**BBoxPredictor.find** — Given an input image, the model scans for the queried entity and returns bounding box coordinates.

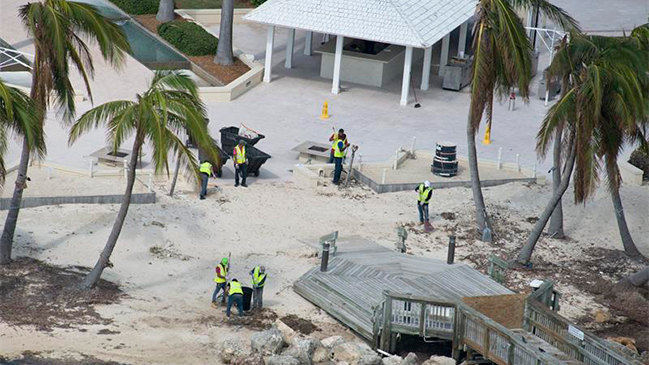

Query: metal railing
[0,47,33,71]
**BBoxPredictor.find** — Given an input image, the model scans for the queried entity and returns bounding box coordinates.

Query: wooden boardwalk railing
[374,290,643,365]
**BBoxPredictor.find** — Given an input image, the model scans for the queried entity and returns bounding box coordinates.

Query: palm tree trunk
[547,128,564,238]
[156,0,175,23]
[215,0,234,66]
[0,138,30,264]
[618,266,649,287]
[467,114,487,232]
[169,153,181,197]
[517,140,576,264]
[611,187,643,258]
[79,135,142,289]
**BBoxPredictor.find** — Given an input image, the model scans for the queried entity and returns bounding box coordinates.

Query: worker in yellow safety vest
[226,279,244,317]
[332,137,348,185]
[211,257,229,307]
[199,160,215,200]
[249,265,267,309]
[233,140,248,188]
[415,180,433,225]
[329,128,349,163]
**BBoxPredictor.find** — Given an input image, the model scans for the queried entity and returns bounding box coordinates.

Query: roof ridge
[387,0,427,48]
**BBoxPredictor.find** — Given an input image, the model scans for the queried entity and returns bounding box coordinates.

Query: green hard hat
[221,258,229,265]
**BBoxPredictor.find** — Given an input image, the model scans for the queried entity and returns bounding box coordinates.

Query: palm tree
[157,0,175,23]
[69,71,220,289]
[215,0,234,65]
[0,79,46,205]
[0,0,130,265]
[466,0,577,234]
[518,32,649,264]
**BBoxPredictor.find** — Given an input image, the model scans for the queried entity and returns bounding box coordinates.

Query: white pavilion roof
[244,0,477,48]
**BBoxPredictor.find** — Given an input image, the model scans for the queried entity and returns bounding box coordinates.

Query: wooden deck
[293,238,512,340]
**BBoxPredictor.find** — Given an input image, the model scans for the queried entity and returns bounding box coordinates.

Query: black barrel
[242,286,253,312]
[220,126,265,155]
[435,142,457,161]
[432,157,458,177]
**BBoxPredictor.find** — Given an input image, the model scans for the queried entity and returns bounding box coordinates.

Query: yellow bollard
[483,121,492,145]
[320,101,330,120]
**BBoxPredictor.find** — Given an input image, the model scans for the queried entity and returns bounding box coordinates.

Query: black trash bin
[198,139,229,178]
[220,126,265,155]
[242,286,253,312]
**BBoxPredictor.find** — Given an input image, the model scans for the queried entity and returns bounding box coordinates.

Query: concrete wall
[619,161,644,186]
[0,192,156,210]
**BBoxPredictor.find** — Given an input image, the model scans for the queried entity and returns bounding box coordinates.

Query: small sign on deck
[568,324,584,341]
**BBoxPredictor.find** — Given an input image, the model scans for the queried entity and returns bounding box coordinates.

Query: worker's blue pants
[200,173,209,198]
[418,203,429,223]
[333,157,343,184]
[227,294,244,317]
[212,282,226,303]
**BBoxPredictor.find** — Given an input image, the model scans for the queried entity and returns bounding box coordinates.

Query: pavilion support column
[421,46,432,90]
[304,31,313,56]
[331,35,344,94]
[458,22,468,56]
[263,25,275,83]
[438,33,450,76]
[400,46,413,106]
[285,28,295,68]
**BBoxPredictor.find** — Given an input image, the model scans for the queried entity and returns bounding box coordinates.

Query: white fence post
[381,168,387,184]
[123,159,128,178]
[516,154,520,172]
[497,148,503,169]
[410,137,416,155]
[533,162,537,178]
[393,149,399,170]
[89,159,94,178]
[148,172,153,192]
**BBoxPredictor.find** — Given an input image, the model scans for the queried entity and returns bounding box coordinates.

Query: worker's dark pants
[253,286,264,309]
[200,172,209,198]
[235,163,247,185]
[329,150,334,163]
[212,282,226,303]
[418,203,429,223]
[227,294,244,317]
[333,157,343,184]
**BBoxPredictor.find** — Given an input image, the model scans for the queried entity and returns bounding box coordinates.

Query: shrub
[250,0,267,6]
[158,21,218,56]
[109,0,158,14]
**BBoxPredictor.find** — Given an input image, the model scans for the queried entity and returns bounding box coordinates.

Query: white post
[123,159,128,178]
[47,167,52,180]
[393,149,399,170]
[285,28,295,68]
[458,22,468,57]
[331,35,344,94]
[381,168,387,184]
[516,154,520,172]
[533,162,537,178]
[89,159,94,178]
[545,28,556,106]
[497,147,502,169]
[421,46,432,90]
[438,33,450,76]
[148,172,153,192]
[359,153,363,172]
[400,46,413,106]
[304,31,313,56]
[263,26,275,83]
[410,137,416,155]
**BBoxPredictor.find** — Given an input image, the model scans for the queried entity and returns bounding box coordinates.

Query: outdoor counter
[314,39,405,88]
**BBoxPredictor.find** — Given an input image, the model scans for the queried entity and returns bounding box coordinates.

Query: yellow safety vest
[418,184,433,204]
[214,264,227,283]
[252,266,267,288]
[229,281,243,296]
[235,145,246,164]
[200,162,212,174]
[331,136,348,157]
[333,140,346,158]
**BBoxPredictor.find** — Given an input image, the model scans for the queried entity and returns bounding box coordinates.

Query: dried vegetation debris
[0,257,123,331]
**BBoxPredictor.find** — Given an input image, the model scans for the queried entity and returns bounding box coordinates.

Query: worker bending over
[226,279,244,317]
[416,180,433,225]
[233,140,248,187]
[211,257,229,307]
[250,265,267,309]
[199,160,215,200]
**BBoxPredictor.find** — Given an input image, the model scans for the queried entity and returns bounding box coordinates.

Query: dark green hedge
[157,21,218,56]
[251,0,267,6]
[109,0,158,15]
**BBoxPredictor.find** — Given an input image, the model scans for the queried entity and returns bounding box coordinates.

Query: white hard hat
[424,180,431,187]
